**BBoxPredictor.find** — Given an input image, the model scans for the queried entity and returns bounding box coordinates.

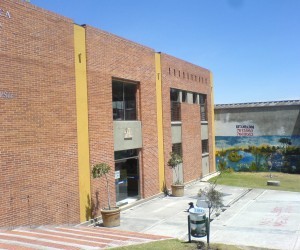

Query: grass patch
[111,239,263,250]
[209,172,300,192]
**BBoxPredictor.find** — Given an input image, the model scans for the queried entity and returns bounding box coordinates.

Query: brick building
[0,0,215,228]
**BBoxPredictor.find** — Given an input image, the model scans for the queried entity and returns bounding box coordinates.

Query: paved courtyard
[211,188,300,250]
[0,180,299,249]
[118,182,300,250]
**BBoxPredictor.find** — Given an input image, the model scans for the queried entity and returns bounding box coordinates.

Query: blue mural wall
[216,135,300,173]
[214,103,300,174]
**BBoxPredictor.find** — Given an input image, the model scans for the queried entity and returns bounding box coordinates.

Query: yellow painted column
[74,25,91,222]
[210,72,216,172]
[155,53,165,191]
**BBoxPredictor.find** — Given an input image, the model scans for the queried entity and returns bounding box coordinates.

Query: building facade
[0,0,215,228]
[215,100,300,173]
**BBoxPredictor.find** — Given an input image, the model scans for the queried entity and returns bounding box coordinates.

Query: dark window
[114,149,138,161]
[193,93,198,104]
[113,80,137,120]
[202,140,209,154]
[199,94,207,121]
[182,91,187,103]
[170,88,180,102]
[170,88,181,121]
[172,143,182,157]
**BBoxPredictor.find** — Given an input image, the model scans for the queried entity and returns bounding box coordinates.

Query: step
[0,226,172,250]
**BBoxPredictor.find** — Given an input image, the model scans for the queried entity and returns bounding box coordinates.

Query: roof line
[215,100,300,109]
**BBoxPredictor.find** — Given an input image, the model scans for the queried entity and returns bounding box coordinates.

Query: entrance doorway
[114,149,140,206]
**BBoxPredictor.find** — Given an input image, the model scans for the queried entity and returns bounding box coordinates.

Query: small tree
[279,138,292,154]
[92,163,112,210]
[167,152,183,184]
[198,173,224,246]
[198,185,224,215]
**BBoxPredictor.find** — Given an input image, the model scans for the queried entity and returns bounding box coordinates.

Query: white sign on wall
[236,124,255,136]
[0,7,11,29]
[115,170,120,179]
[0,91,14,99]
[0,8,11,19]
[124,128,133,140]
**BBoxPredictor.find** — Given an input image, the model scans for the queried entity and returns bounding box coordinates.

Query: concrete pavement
[0,179,299,249]
[211,188,300,250]
[116,180,248,238]
[116,180,300,250]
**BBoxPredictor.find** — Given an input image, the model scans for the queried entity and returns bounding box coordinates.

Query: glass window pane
[170,89,180,102]
[113,81,124,120]
[202,140,209,154]
[170,88,181,121]
[182,91,187,103]
[114,149,138,160]
[124,84,137,120]
[172,143,182,156]
[199,94,207,121]
[171,102,181,121]
[193,93,198,104]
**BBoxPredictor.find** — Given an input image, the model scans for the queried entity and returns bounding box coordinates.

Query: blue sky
[31,0,300,104]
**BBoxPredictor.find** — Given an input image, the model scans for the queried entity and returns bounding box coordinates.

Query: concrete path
[117,181,249,238]
[211,188,300,250]
[0,180,299,249]
[117,181,300,250]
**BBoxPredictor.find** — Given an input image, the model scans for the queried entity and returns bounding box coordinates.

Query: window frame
[112,80,137,121]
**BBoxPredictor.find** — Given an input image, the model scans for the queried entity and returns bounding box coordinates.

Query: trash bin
[189,207,207,237]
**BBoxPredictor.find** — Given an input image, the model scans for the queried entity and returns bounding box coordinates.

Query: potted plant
[92,163,120,227]
[167,152,184,197]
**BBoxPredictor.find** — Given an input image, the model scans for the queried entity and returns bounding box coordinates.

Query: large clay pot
[101,207,120,227]
[171,184,185,197]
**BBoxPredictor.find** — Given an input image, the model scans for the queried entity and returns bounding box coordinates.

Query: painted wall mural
[216,133,300,174]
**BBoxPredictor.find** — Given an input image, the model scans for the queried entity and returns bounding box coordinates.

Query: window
[193,93,198,104]
[170,88,181,121]
[182,91,187,103]
[172,143,182,157]
[202,140,209,154]
[199,94,207,121]
[113,80,137,120]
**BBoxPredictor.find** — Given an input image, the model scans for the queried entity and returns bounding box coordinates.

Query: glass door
[115,150,140,206]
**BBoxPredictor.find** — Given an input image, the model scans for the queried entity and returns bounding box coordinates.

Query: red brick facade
[181,103,202,182]
[0,0,80,227]
[85,27,159,217]
[0,1,214,227]
[160,53,214,187]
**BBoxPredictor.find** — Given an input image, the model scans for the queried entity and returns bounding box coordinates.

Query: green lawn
[111,239,271,250]
[209,171,300,192]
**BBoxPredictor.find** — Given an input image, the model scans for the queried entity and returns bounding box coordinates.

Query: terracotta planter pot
[101,207,120,227]
[171,184,185,197]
